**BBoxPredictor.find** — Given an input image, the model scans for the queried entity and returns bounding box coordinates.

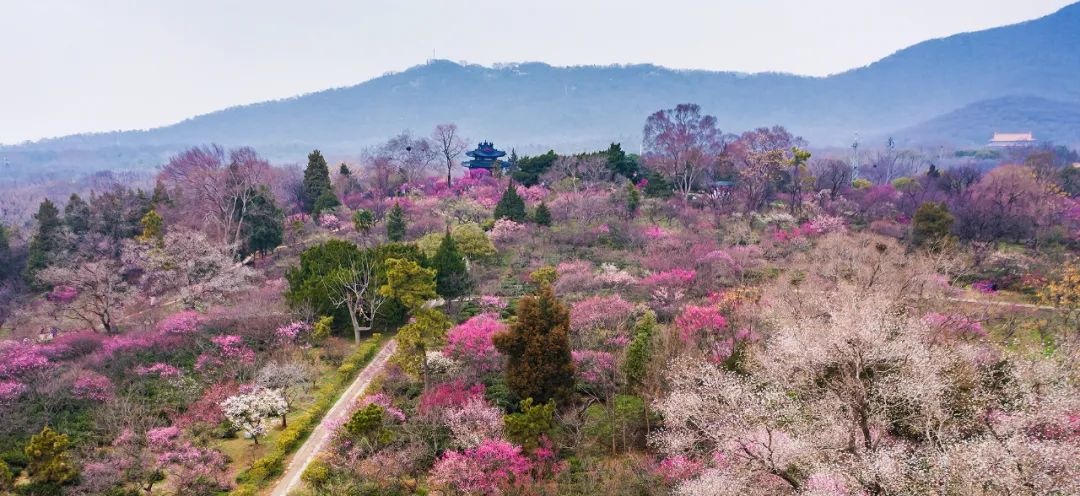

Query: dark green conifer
[431,227,471,300]
[302,150,332,213]
[24,199,64,289]
[386,202,407,242]
[533,201,552,226]
[494,182,527,222]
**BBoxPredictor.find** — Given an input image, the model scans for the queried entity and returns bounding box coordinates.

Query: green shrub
[301,458,332,488]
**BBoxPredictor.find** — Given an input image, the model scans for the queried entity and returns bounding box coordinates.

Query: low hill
[890,96,1080,148]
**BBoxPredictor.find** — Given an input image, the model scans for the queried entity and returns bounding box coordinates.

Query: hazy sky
[1,0,1074,144]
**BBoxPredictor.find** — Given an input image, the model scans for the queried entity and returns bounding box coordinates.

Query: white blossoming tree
[220,387,288,445]
[652,236,1080,495]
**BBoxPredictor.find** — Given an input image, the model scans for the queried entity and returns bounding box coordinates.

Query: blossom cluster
[419,380,486,414]
[135,362,184,378]
[478,295,507,311]
[571,349,617,390]
[361,392,406,422]
[429,438,533,495]
[488,219,527,244]
[220,386,288,438]
[443,397,503,449]
[275,321,312,342]
[0,342,51,380]
[569,294,636,334]
[318,214,343,230]
[156,310,202,335]
[444,313,505,374]
[674,305,727,343]
[72,371,115,401]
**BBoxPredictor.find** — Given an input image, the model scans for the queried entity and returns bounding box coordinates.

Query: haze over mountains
[4,1,1080,176]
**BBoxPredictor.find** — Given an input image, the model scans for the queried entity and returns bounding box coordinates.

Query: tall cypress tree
[493,284,575,404]
[494,181,527,222]
[386,203,407,242]
[24,199,64,289]
[431,228,470,300]
[302,150,332,214]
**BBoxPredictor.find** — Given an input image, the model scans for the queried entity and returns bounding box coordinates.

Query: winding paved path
[270,339,397,496]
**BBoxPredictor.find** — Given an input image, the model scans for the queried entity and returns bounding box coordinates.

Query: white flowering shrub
[220,386,288,444]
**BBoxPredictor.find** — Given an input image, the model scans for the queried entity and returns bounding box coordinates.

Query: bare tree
[158,145,271,257]
[865,140,926,184]
[810,157,852,200]
[544,155,609,191]
[378,132,438,184]
[41,260,131,333]
[325,254,386,342]
[432,124,468,187]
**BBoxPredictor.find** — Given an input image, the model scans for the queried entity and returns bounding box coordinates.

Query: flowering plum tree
[159,145,272,255]
[642,104,727,198]
[444,313,506,375]
[220,387,288,445]
[443,397,503,449]
[428,438,533,495]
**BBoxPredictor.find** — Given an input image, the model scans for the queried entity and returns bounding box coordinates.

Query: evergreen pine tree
[302,149,332,213]
[339,163,351,176]
[431,227,471,300]
[312,190,341,215]
[533,201,552,226]
[386,202,407,242]
[605,143,639,179]
[63,193,91,236]
[24,199,64,289]
[240,186,284,256]
[494,181,527,222]
[493,284,575,404]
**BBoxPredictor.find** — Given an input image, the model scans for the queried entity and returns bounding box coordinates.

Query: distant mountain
[890,96,1080,147]
[4,2,1080,176]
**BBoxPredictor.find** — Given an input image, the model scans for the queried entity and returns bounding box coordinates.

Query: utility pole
[851,133,860,183]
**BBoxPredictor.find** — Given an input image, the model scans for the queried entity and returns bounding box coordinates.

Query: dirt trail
[269,339,397,496]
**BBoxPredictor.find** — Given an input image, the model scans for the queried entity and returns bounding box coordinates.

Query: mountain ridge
[4,2,1079,175]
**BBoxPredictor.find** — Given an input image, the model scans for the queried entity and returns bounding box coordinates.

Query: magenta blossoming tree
[443,313,506,375]
[429,438,533,495]
[156,310,202,335]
